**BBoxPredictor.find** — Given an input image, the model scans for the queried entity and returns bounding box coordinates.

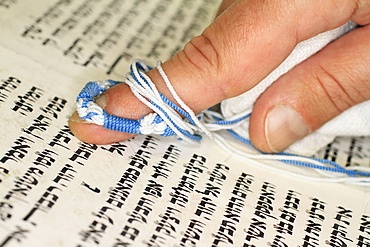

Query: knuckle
[314,64,361,113]
[183,33,220,73]
[182,33,233,99]
[352,0,370,25]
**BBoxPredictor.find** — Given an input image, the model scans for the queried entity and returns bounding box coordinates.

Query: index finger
[69,0,360,144]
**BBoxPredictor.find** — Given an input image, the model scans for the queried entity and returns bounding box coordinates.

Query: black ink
[0,77,21,105]
[40,96,67,119]
[82,181,101,193]
[326,206,353,246]
[0,136,34,164]
[213,173,254,246]
[12,86,44,116]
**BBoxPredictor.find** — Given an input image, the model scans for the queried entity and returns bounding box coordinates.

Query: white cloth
[221,21,370,155]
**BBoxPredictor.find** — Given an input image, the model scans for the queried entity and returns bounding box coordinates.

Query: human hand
[69,0,370,153]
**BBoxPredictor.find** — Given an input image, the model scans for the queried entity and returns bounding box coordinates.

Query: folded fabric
[221,21,370,156]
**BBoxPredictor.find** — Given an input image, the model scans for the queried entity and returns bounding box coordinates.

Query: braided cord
[76,60,370,185]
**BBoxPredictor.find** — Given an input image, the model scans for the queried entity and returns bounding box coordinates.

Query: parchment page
[0,46,370,246]
[316,136,370,170]
[0,0,219,79]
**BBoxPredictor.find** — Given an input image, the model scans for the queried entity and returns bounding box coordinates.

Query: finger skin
[69,84,141,144]
[69,0,362,144]
[250,25,370,152]
[352,0,370,25]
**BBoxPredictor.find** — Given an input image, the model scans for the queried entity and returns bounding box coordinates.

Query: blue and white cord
[77,60,246,141]
[76,60,370,186]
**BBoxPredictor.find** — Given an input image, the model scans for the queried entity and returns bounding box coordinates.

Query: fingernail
[95,93,107,109]
[265,105,310,152]
[69,94,107,124]
[69,111,88,124]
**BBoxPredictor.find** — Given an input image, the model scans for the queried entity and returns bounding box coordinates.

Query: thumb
[250,25,370,153]
[69,0,358,144]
